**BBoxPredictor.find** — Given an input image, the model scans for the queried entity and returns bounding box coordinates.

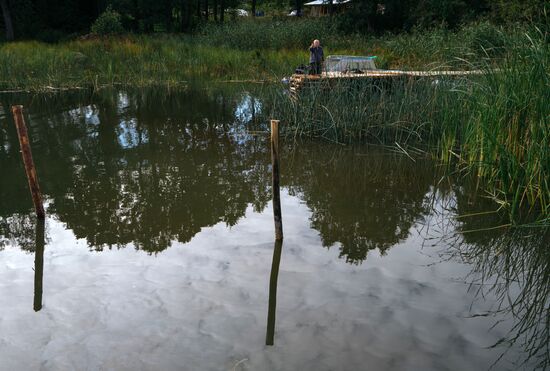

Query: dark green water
[0,87,548,371]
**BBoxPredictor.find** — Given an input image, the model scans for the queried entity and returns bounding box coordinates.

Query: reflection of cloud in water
[234,92,262,125]
[117,92,130,112]
[0,87,545,369]
[117,119,149,149]
[83,105,100,126]
[0,191,523,371]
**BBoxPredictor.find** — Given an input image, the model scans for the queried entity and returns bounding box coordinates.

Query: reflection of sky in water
[118,92,130,112]
[0,190,523,371]
[79,105,100,126]
[117,118,148,149]
[0,88,543,370]
[231,93,264,145]
[234,93,262,124]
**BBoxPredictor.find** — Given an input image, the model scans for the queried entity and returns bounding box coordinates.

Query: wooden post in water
[33,217,45,312]
[11,105,45,219]
[266,239,283,346]
[271,120,283,240]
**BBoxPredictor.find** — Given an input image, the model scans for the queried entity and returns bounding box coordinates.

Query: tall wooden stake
[266,239,283,346]
[11,105,45,219]
[34,218,45,312]
[271,120,283,240]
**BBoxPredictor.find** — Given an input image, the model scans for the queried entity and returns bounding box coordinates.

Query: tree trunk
[295,0,301,16]
[165,0,173,32]
[329,0,334,16]
[197,0,201,18]
[0,0,14,41]
[220,0,225,22]
[213,0,218,21]
[204,0,208,20]
[252,0,257,16]
[181,0,192,31]
[184,0,187,32]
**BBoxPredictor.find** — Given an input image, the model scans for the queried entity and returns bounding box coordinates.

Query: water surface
[0,87,548,371]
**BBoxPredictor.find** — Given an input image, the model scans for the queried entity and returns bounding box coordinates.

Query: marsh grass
[0,20,517,91]
[271,27,549,221]
[0,36,290,91]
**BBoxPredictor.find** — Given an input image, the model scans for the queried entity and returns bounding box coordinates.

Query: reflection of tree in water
[0,88,271,253]
[52,89,271,252]
[284,145,436,264]
[0,92,90,252]
[438,184,550,370]
[0,214,36,251]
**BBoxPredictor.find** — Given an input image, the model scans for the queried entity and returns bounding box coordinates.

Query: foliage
[0,0,547,41]
[491,0,549,24]
[462,21,507,58]
[91,6,124,35]
[197,18,343,50]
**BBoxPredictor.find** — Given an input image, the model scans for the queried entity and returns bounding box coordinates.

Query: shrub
[91,6,124,36]
[196,18,344,51]
[463,21,507,58]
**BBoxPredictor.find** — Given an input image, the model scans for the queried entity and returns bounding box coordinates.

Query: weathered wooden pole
[33,217,45,312]
[11,105,45,219]
[266,239,283,346]
[271,120,283,240]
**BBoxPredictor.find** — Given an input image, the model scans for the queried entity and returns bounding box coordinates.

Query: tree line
[0,0,547,41]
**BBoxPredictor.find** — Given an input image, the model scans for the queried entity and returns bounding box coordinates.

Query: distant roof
[304,0,351,6]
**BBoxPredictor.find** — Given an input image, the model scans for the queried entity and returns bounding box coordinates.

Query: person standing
[309,39,324,75]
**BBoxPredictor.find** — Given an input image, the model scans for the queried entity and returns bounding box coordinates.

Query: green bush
[463,21,507,58]
[34,28,66,43]
[196,19,346,51]
[91,6,124,36]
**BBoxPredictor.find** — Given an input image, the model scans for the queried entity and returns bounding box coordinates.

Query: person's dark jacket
[309,46,324,64]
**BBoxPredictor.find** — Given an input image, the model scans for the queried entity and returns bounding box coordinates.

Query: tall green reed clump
[440,28,549,220]
[272,28,549,221]
[269,77,442,144]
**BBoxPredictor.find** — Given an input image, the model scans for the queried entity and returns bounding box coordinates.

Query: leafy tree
[337,0,414,33]
[91,6,124,35]
[0,0,14,40]
[0,0,546,40]
[412,0,468,28]
[491,0,549,24]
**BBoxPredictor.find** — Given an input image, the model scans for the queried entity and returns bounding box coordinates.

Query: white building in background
[303,0,352,17]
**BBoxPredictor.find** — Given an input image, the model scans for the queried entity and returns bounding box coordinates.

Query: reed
[0,20,517,91]
[270,27,549,222]
[445,226,550,370]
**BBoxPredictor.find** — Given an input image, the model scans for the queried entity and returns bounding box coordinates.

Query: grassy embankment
[0,19,515,91]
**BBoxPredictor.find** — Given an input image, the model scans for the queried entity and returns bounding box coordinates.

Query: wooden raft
[289,69,487,98]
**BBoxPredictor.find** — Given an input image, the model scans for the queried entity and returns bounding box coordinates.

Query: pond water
[0,87,548,371]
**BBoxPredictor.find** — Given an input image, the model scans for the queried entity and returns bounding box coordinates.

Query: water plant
[269,27,549,222]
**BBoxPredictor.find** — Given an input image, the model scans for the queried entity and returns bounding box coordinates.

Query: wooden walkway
[289,69,487,98]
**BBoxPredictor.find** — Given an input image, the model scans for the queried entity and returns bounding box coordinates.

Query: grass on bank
[0,19,523,91]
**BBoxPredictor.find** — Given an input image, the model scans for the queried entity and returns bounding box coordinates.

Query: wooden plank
[289,68,488,96]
